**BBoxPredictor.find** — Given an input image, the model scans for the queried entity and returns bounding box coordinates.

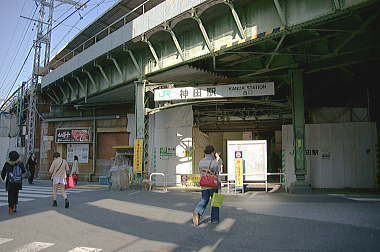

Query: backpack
[8,163,22,184]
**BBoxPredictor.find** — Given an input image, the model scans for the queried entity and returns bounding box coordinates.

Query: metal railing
[219,172,286,193]
[49,0,154,70]
[149,172,167,191]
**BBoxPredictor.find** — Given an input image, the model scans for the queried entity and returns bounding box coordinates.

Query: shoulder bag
[199,161,218,188]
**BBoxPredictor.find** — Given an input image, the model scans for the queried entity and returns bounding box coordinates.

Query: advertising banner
[133,139,143,173]
[154,82,274,101]
[56,128,91,143]
[235,158,243,188]
[180,174,201,186]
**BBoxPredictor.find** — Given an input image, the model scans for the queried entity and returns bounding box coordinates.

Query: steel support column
[289,69,310,193]
[135,79,146,177]
[224,0,246,39]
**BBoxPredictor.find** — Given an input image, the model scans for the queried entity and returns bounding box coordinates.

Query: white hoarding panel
[283,122,377,189]
[152,106,193,186]
[154,82,274,101]
[227,140,267,181]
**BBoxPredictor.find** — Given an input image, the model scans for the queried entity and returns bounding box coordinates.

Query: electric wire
[52,0,108,53]
[1,0,91,110]
[0,1,30,94]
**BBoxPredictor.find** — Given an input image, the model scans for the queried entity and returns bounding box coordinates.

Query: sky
[0,0,119,103]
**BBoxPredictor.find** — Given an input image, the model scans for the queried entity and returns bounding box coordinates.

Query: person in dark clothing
[1,151,26,215]
[26,153,38,184]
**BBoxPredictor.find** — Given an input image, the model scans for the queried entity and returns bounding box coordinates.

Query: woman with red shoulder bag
[192,145,221,226]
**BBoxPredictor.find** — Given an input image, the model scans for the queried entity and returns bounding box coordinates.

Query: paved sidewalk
[1,182,379,251]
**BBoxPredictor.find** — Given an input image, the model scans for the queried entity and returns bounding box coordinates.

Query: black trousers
[28,167,35,184]
[8,184,19,208]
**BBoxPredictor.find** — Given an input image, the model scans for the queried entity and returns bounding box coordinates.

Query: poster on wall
[67,144,89,163]
[56,128,91,143]
[227,140,267,182]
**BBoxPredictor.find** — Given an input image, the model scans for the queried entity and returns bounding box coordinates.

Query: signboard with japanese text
[154,82,275,101]
[180,174,201,187]
[235,158,243,188]
[133,139,143,173]
[227,140,267,182]
[55,128,91,143]
[159,147,176,159]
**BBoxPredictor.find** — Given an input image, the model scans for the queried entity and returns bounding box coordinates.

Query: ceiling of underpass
[53,0,380,126]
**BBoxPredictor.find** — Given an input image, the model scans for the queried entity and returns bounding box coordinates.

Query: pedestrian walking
[215,152,223,174]
[49,152,70,208]
[26,153,38,184]
[1,151,26,215]
[70,155,79,185]
[192,145,221,226]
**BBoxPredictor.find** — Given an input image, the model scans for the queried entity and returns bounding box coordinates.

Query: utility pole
[27,0,85,155]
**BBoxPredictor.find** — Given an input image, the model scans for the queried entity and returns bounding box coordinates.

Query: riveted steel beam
[94,63,110,85]
[83,69,97,91]
[224,0,246,39]
[274,0,286,26]
[50,88,61,103]
[65,80,75,99]
[46,90,59,104]
[334,9,380,53]
[164,25,185,61]
[74,75,87,103]
[142,35,162,69]
[191,12,213,52]
[266,35,286,69]
[332,0,341,10]
[74,76,85,94]
[58,85,67,102]
[107,55,123,78]
[124,47,141,74]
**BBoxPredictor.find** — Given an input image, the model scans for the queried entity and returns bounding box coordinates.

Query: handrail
[50,0,153,70]
[149,172,167,191]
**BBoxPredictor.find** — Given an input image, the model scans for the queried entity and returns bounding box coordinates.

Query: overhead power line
[0,6,38,93]
[1,0,91,109]
[52,0,108,53]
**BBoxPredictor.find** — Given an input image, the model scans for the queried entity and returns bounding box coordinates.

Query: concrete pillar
[289,69,311,193]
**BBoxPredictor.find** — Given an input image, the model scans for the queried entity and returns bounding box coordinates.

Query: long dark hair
[74,155,79,161]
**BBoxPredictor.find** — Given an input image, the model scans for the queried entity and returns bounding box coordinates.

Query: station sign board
[55,128,91,143]
[154,82,275,101]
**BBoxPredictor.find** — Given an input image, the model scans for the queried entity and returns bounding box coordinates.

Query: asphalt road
[0,181,379,251]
